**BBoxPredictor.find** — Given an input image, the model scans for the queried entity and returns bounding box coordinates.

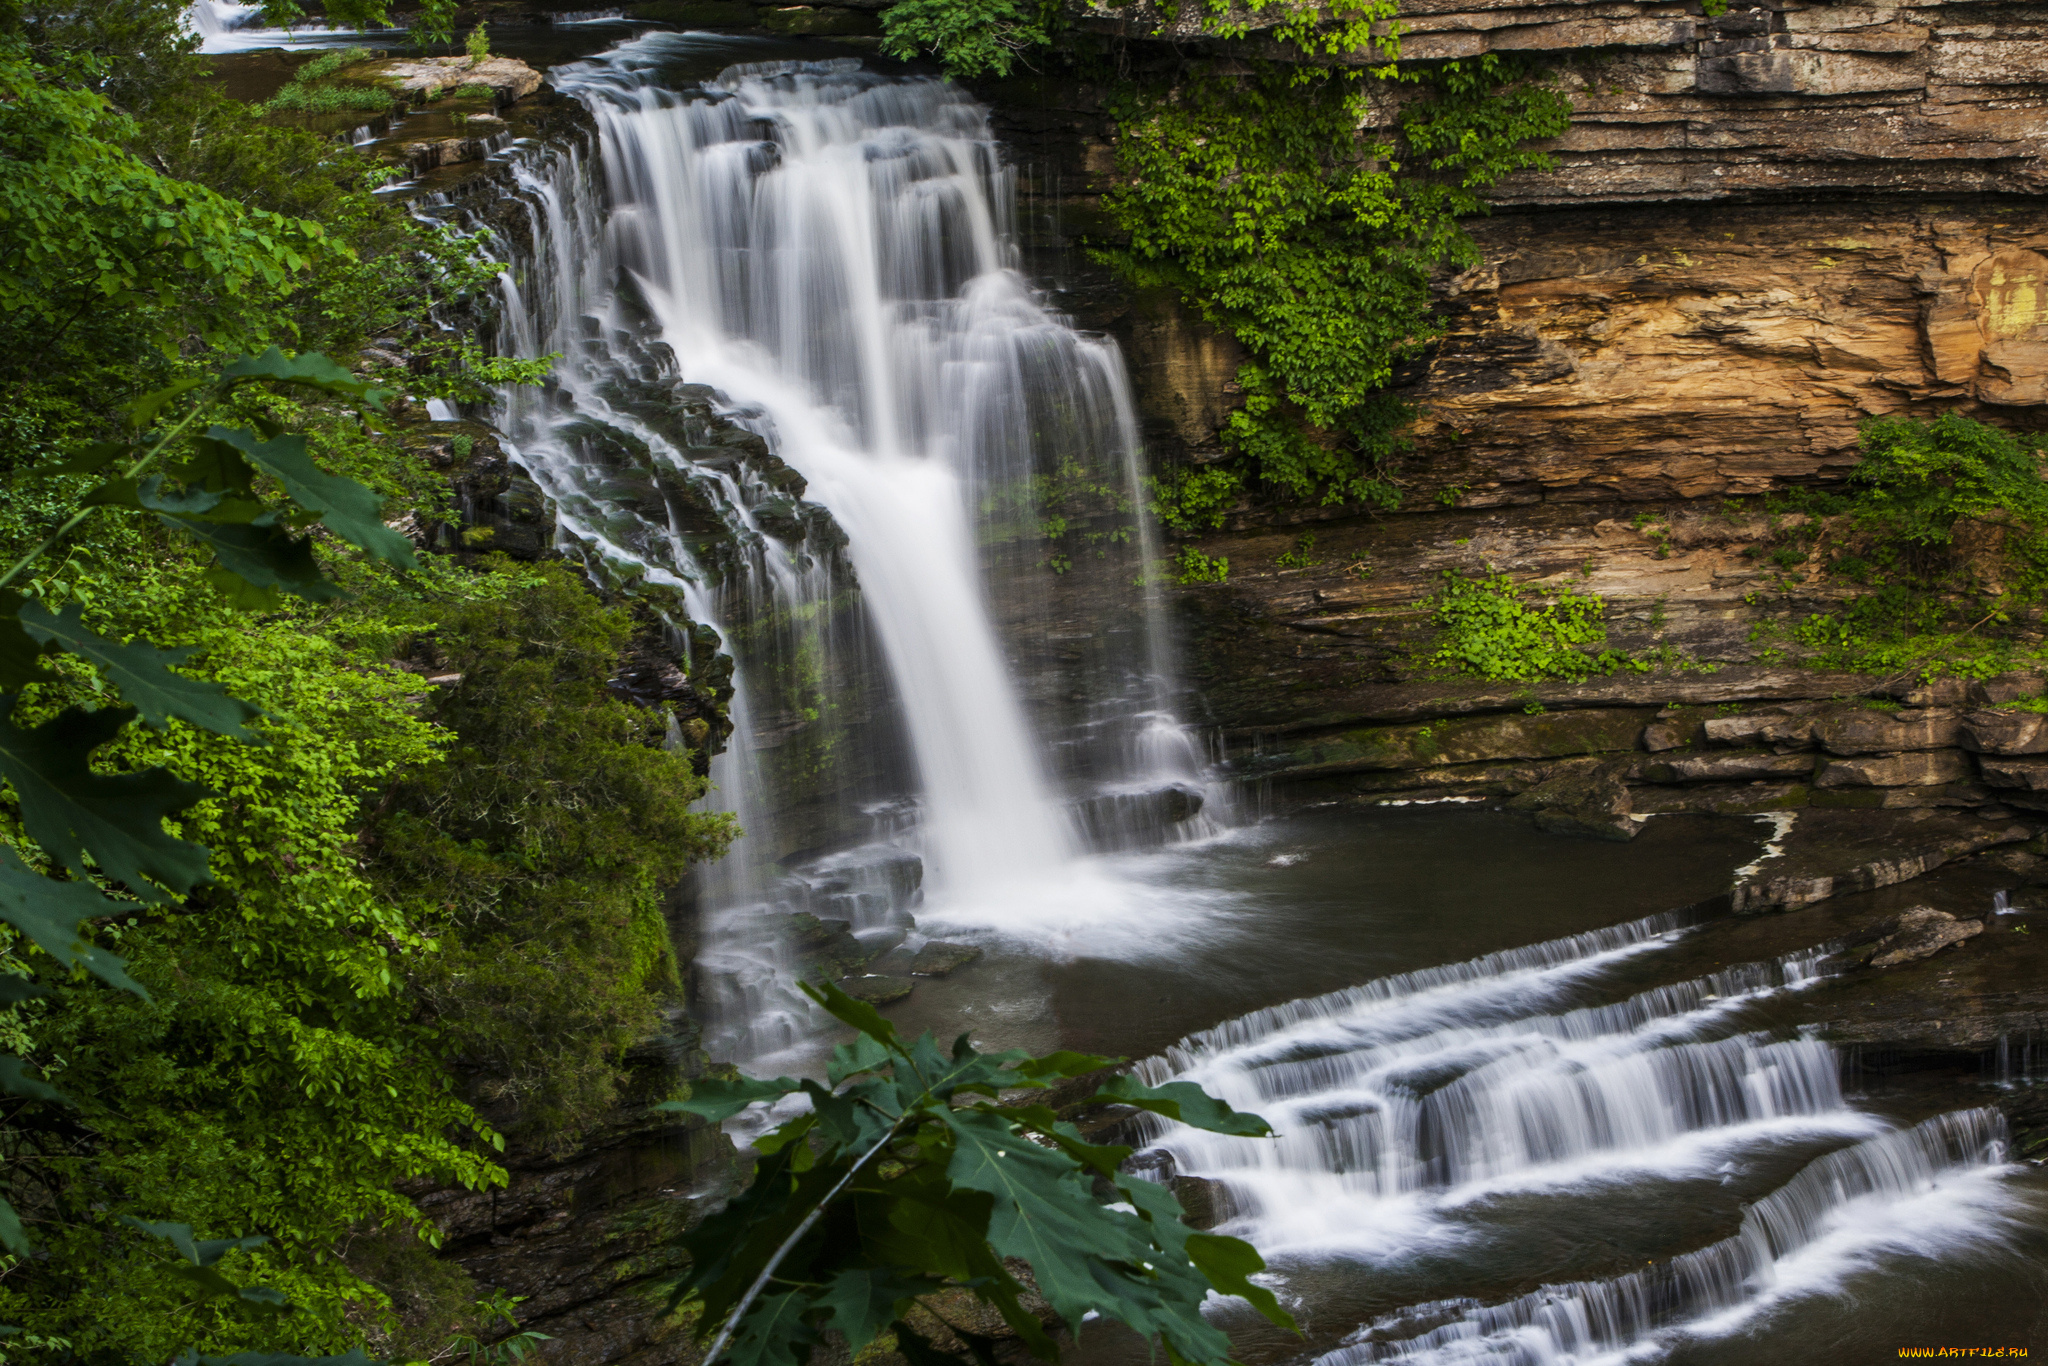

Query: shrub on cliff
[367,558,736,1140]
[1754,413,2048,677]
[1427,570,1644,683]
[1106,58,1570,527]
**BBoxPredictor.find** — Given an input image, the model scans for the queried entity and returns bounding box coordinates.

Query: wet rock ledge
[1254,667,2048,840]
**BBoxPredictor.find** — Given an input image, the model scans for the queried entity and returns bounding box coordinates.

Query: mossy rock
[1287,708,1653,776]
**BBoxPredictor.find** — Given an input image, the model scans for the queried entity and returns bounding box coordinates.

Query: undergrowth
[1107,56,1570,528]
[1742,413,2048,680]
[1427,570,1647,683]
[261,47,390,116]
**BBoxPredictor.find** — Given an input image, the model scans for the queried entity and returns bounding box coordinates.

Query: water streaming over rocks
[1326,1110,2015,1364]
[473,35,1230,1060]
[1126,913,2032,1360]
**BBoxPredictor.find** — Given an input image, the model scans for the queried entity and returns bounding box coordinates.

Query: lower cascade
[475,35,1226,1062]
[1128,912,2032,1362]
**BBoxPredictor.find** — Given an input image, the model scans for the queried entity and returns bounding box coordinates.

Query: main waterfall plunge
[478,36,1223,1061]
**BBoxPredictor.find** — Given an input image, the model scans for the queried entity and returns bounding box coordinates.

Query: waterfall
[474,34,1229,1058]
[182,0,261,38]
[1129,935,1858,1245]
[1126,915,2029,1358]
[1326,1110,2015,1364]
[181,0,366,50]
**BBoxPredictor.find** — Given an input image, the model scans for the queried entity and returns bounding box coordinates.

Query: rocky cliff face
[961,0,2048,756]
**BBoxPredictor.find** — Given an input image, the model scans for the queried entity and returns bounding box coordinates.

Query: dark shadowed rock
[1508,765,1636,842]
[835,974,914,1004]
[1642,749,1816,783]
[1970,674,2048,708]
[1728,810,2029,913]
[1814,750,1975,789]
[1815,707,1963,755]
[1979,756,2048,791]
[1629,781,1809,815]
[1169,1174,1229,1231]
[1702,704,1828,750]
[1961,709,2048,756]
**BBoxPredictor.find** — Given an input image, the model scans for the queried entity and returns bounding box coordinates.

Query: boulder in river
[908,941,982,977]
[834,974,913,1004]
[1862,906,1985,969]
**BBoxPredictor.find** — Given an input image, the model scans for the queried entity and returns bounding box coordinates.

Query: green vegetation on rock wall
[1752,413,2048,679]
[1105,57,1570,528]
[874,0,1569,529]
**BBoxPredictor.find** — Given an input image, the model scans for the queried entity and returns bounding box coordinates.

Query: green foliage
[1173,547,1229,585]
[0,13,728,1359]
[1026,454,1132,573]
[465,24,490,64]
[366,560,736,1138]
[1146,465,1242,534]
[0,48,333,368]
[254,0,463,49]
[262,83,395,116]
[0,356,520,1361]
[1276,532,1322,569]
[879,0,1054,77]
[292,47,375,85]
[1427,570,1645,682]
[1747,414,2048,679]
[659,982,1295,1366]
[1106,57,1569,514]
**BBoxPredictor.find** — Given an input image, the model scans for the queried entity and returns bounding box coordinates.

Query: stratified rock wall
[975,0,2048,739]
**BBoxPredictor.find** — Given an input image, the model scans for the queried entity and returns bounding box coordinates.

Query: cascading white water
[1125,915,2030,1358]
[556,50,1094,901]
[1328,1109,2014,1364]
[183,0,261,38]
[181,0,369,51]
[472,34,1236,1056]
[1130,927,1857,1249]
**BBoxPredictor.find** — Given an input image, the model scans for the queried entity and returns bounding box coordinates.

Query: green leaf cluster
[1744,414,2048,679]
[1101,57,1569,521]
[1172,547,1230,586]
[879,0,1056,77]
[660,982,1294,1366]
[1427,570,1646,683]
[366,560,735,1137]
[0,50,333,363]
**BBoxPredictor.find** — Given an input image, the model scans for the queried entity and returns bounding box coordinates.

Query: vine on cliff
[1745,413,2048,679]
[1102,57,1570,528]
[1428,570,1646,683]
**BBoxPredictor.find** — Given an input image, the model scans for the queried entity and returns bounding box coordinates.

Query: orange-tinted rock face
[968,2,2048,734]
[1401,199,2048,511]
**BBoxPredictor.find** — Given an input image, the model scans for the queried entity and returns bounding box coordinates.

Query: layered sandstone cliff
[963,0,2048,763]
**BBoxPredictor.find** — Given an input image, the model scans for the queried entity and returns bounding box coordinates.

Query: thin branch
[699,1122,903,1366]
